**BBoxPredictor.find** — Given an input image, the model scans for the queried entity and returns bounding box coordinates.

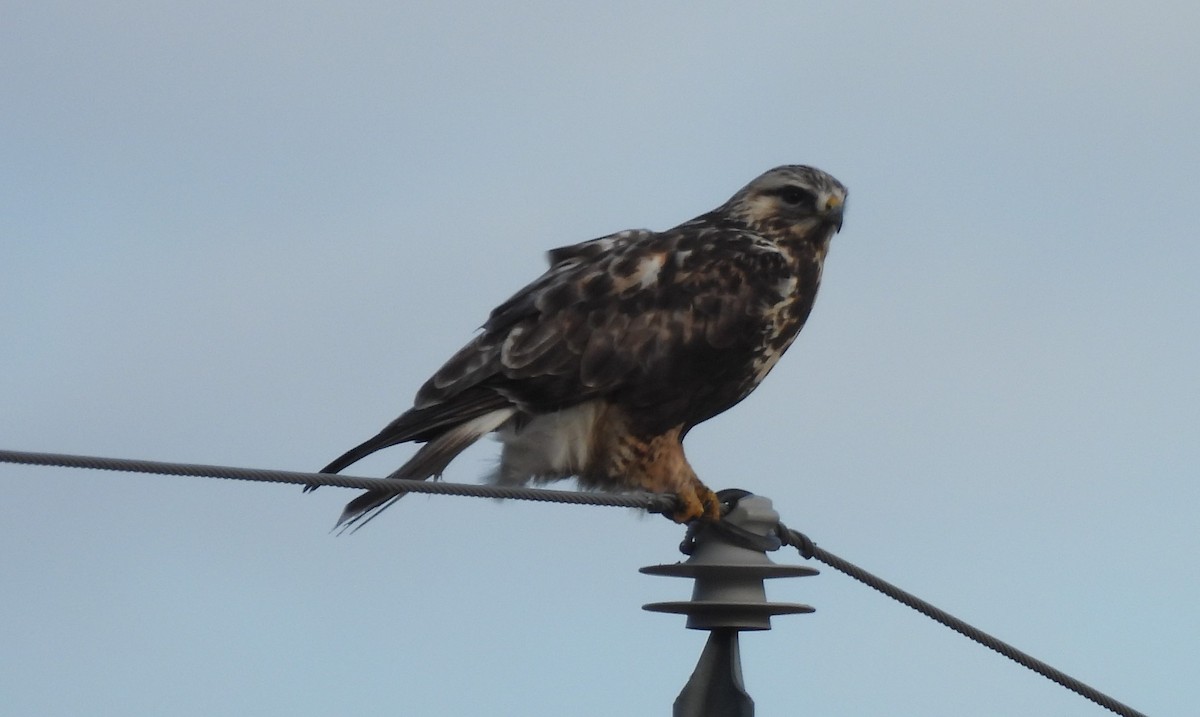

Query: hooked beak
[822,196,845,233]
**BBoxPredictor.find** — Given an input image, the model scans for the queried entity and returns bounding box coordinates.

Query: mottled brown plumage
[316,165,847,530]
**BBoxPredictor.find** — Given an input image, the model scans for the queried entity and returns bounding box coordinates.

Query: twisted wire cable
[779,525,1147,717]
[0,448,1149,716]
[0,449,676,512]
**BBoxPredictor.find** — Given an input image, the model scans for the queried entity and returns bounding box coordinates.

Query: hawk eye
[776,186,816,208]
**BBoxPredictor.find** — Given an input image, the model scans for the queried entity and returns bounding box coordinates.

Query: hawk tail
[304,388,513,492]
[330,407,518,532]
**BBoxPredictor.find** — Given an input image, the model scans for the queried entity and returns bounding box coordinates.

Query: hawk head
[722,165,847,240]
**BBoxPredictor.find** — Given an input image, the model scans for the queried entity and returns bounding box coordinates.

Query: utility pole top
[640,492,818,716]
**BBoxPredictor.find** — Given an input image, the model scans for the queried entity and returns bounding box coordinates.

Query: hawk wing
[418,223,796,425]
[321,223,796,478]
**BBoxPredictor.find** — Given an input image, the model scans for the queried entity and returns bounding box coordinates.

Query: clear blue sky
[2,3,1196,715]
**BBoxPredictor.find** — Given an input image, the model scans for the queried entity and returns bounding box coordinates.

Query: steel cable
[1,448,1148,717]
[0,449,675,512]
[779,525,1147,717]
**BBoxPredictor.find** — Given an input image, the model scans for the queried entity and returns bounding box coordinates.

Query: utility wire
[779,525,1148,717]
[0,448,1147,717]
[0,449,675,512]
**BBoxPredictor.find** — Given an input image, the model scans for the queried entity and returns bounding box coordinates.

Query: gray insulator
[641,494,817,630]
[641,494,818,717]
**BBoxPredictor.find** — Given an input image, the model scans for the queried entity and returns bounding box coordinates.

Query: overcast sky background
[2,2,1197,715]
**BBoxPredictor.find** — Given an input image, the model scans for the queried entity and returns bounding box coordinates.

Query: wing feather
[484,228,791,404]
[321,223,795,483]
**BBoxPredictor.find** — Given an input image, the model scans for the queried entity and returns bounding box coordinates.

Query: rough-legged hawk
[315,165,847,529]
